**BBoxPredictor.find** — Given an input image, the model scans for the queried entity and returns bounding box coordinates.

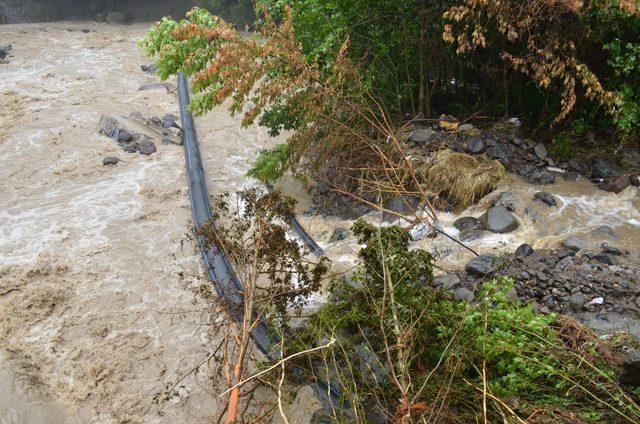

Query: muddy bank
[0,21,274,422]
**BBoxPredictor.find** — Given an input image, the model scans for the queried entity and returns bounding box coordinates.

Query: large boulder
[480,206,519,233]
[533,143,548,160]
[591,158,621,179]
[599,175,630,194]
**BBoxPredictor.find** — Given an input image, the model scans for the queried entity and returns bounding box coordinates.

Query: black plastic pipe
[265,183,323,256]
[178,73,272,352]
[177,73,345,415]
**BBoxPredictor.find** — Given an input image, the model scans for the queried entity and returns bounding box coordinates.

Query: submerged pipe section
[265,183,323,256]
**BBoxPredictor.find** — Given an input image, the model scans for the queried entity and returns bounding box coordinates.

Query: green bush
[291,221,640,422]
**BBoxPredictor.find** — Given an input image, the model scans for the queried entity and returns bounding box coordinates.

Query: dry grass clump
[420,150,504,210]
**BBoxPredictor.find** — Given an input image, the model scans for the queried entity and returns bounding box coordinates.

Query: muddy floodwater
[1,19,640,424]
[0,22,277,423]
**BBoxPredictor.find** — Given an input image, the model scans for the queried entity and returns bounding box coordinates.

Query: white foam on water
[0,161,159,265]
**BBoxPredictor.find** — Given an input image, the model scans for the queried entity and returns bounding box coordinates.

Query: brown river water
[1,21,640,424]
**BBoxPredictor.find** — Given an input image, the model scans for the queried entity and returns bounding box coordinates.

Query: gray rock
[0,44,11,60]
[407,128,435,146]
[138,140,157,155]
[619,350,640,387]
[436,274,461,291]
[489,144,510,159]
[533,191,557,207]
[480,206,519,233]
[534,143,548,160]
[453,216,481,232]
[454,287,474,302]
[356,344,387,385]
[568,158,590,175]
[410,222,436,241]
[514,244,534,257]
[602,243,623,256]
[161,113,180,129]
[562,236,588,252]
[591,158,621,179]
[593,253,618,266]
[526,170,556,185]
[459,228,488,242]
[507,287,519,301]
[117,128,132,143]
[96,115,121,139]
[568,293,587,311]
[492,191,518,212]
[329,228,348,242]
[122,143,138,153]
[466,136,487,154]
[102,156,120,166]
[384,195,420,215]
[465,254,497,277]
[555,257,573,271]
[141,64,157,74]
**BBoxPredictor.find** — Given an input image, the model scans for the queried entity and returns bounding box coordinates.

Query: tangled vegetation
[143,0,639,214]
[142,5,640,421]
[289,220,640,423]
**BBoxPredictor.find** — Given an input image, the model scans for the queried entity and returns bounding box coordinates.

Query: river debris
[420,150,505,210]
[138,82,176,93]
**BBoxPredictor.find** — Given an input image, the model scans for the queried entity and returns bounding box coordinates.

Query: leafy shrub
[291,221,640,422]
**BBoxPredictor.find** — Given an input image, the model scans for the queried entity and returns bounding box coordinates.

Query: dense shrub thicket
[144,1,640,186]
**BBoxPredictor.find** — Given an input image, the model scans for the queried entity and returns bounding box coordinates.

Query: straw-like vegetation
[419,150,505,211]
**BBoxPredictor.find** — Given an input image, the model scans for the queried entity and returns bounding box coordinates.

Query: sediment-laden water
[0,21,276,423]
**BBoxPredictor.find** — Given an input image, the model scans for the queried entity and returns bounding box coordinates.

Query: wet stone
[453,216,481,232]
[514,244,534,258]
[593,254,618,266]
[534,143,548,160]
[138,140,157,155]
[102,156,120,166]
[454,287,474,302]
[563,236,588,252]
[329,228,348,242]
[466,136,487,154]
[480,206,519,233]
[533,191,557,207]
[466,254,498,277]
